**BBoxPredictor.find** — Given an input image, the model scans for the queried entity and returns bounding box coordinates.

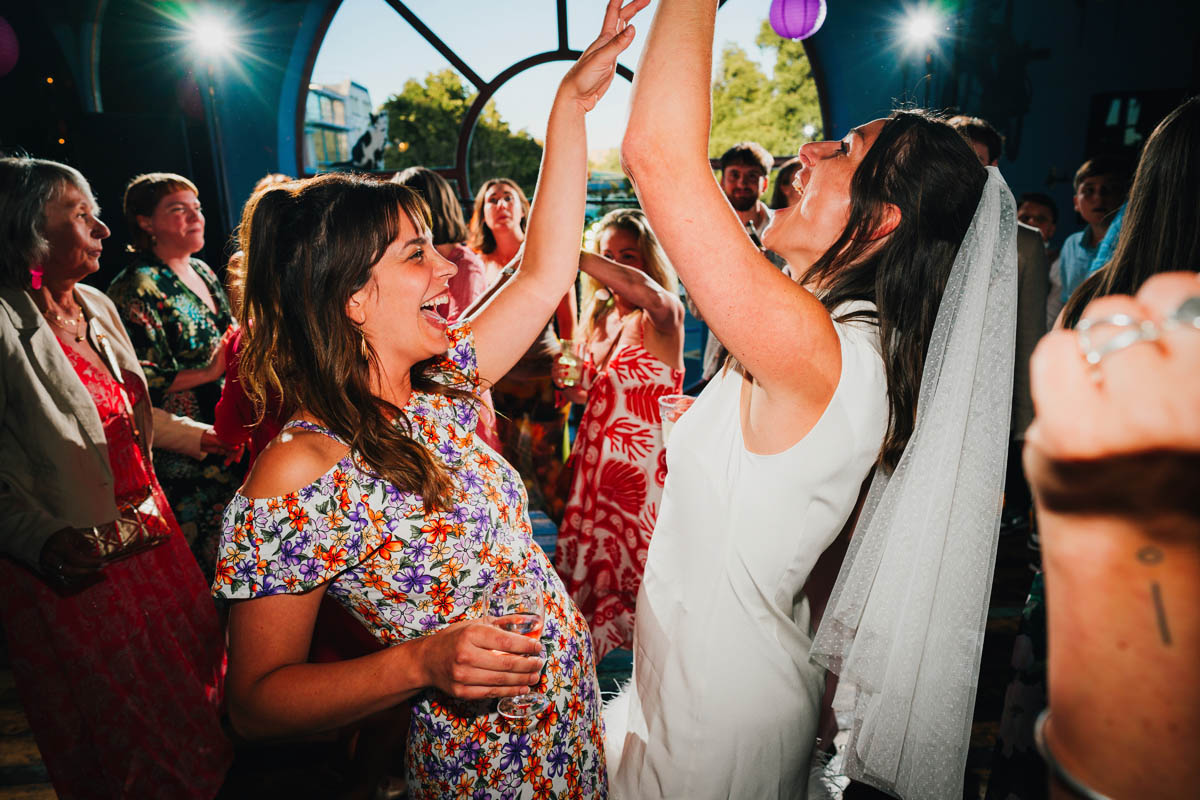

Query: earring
[29,265,43,290]
[359,329,370,362]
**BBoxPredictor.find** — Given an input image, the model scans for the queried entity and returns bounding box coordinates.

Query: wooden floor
[0,522,1037,799]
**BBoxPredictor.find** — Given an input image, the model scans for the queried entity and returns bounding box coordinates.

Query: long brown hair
[1060,96,1200,329]
[467,178,529,254]
[799,110,987,471]
[238,173,470,511]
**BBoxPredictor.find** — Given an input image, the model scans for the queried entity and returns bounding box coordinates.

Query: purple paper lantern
[0,17,19,78]
[769,0,827,41]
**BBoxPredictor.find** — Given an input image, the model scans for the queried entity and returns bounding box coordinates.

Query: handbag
[80,331,171,561]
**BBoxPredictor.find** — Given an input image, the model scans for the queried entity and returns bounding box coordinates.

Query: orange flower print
[423,518,455,545]
[429,581,454,615]
[287,504,310,531]
[316,544,348,572]
[373,537,405,561]
[213,558,235,586]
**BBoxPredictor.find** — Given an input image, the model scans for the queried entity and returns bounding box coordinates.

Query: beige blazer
[0,284,206,569]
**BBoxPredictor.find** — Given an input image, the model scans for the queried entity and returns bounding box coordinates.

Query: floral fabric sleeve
[107,270,179,405]
[213,480,421,600]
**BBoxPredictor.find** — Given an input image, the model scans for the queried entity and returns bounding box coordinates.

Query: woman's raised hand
[560,0,650,113]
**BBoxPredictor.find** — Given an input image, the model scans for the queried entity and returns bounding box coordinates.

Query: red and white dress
[555,315,683,661]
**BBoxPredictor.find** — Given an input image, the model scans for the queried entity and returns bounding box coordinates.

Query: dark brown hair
[948,114,1005,164]
[467,178,529,254]
[238,172,471,511]
[769,157,802,210]
[393,167,469,246]
[719,141,774,174]
[1061,96,1200,329]
[799,110,987,471]
[122,172,199,253]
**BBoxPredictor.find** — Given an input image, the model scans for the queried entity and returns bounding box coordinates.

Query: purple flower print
[298,558,322,582]
[501,481,521,507]
[499,733,531,771]
[446,505,469,525]
[543,617,561,641]
[279,538,304,566]
[299,483,317,501]
[458,739,482,761]
[234,559,257,584]
[395,566,432,593]
[347,533,363,554]
[454,341,472,366]
[419,614,440,631]
[547,743,569,777]
[475,567,495,588]
[437,440,458,460]
[347,502,369,532]
[459,470,483,494]
[454,403,475,427]
[409,539,432,561]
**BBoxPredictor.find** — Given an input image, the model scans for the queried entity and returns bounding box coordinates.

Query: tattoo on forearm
[1137,546,1172,646]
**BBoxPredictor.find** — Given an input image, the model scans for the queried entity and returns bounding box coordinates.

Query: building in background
[303,80,380,171]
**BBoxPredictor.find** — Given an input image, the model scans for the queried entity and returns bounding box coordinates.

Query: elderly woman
[107,172,238,577]
[0,157,230,798]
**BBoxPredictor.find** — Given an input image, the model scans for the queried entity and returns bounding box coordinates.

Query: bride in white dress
[608,2,1017,798]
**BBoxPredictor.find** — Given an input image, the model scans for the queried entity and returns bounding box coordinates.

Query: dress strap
[281,419,348,445]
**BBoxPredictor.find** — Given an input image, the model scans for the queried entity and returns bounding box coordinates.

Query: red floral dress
[0,342,231,799]
[554,318,683,662]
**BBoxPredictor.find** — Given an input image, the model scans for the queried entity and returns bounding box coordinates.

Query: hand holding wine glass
[485,576,551,719]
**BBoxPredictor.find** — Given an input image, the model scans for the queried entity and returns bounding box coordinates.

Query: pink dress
[554,316,683,661]
[0,341,230,799]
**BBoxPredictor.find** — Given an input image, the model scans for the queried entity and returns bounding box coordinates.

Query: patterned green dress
[107,255,237,577]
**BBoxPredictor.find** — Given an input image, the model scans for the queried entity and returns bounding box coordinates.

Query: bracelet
[1033,710,1114,800]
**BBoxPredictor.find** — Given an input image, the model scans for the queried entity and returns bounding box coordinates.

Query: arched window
[301,0,825,205]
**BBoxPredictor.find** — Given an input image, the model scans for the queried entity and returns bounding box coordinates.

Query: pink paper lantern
[769,0,827,41]
[0,17,19,78]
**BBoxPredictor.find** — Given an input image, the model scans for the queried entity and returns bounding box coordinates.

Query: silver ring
[1077,313,1160,368]
[1162,295,1200,331]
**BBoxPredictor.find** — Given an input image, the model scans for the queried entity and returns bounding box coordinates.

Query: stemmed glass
[485,576,550,719]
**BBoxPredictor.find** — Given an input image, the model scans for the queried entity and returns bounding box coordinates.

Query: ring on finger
[1162,295,1200,332]
[1076,313,1160,379]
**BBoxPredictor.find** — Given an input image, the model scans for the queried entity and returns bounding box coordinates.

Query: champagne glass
[658,393,696,447]
[555,338,584,388]
[485,576,550,719]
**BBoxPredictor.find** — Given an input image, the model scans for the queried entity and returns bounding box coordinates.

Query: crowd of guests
[1,0,1196,797]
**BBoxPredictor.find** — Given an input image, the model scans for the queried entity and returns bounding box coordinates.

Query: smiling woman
[107,172,240,579]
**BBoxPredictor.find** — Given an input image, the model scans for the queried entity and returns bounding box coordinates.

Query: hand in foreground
[416,619,545,700]
[39,527,105,585]
[560,0,650,113]
[1025,272,1200,517]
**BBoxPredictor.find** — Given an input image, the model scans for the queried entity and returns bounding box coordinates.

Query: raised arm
[471,0,649,386]
[579,250,684,334]
[621,0,838,398]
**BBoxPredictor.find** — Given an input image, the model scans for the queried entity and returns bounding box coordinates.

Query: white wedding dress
[608,302,890,799]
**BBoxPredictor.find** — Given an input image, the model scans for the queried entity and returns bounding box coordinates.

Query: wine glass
[485,576,550,719]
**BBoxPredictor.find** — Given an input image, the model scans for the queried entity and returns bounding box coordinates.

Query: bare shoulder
[240,423,350,499]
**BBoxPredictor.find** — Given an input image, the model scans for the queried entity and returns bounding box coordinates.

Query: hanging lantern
[0,17,19,78]
[769,0,827,41]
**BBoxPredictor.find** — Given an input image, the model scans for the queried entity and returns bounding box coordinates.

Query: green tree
[380,69,543,198]
[709,21,823,160]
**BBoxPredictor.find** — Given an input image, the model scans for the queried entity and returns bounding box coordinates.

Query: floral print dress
[212,323,606,800]
[107,256,237,577]
[554,315,683,662]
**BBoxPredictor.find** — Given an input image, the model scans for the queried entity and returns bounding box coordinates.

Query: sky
[310,0,780,152]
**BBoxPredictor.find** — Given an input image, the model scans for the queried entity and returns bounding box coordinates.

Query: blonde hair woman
[553,208,684,661]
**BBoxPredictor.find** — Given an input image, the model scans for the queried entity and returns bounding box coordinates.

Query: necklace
[44,304,87,342]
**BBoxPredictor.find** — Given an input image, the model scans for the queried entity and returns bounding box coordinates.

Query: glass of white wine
[485,576,550,719]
